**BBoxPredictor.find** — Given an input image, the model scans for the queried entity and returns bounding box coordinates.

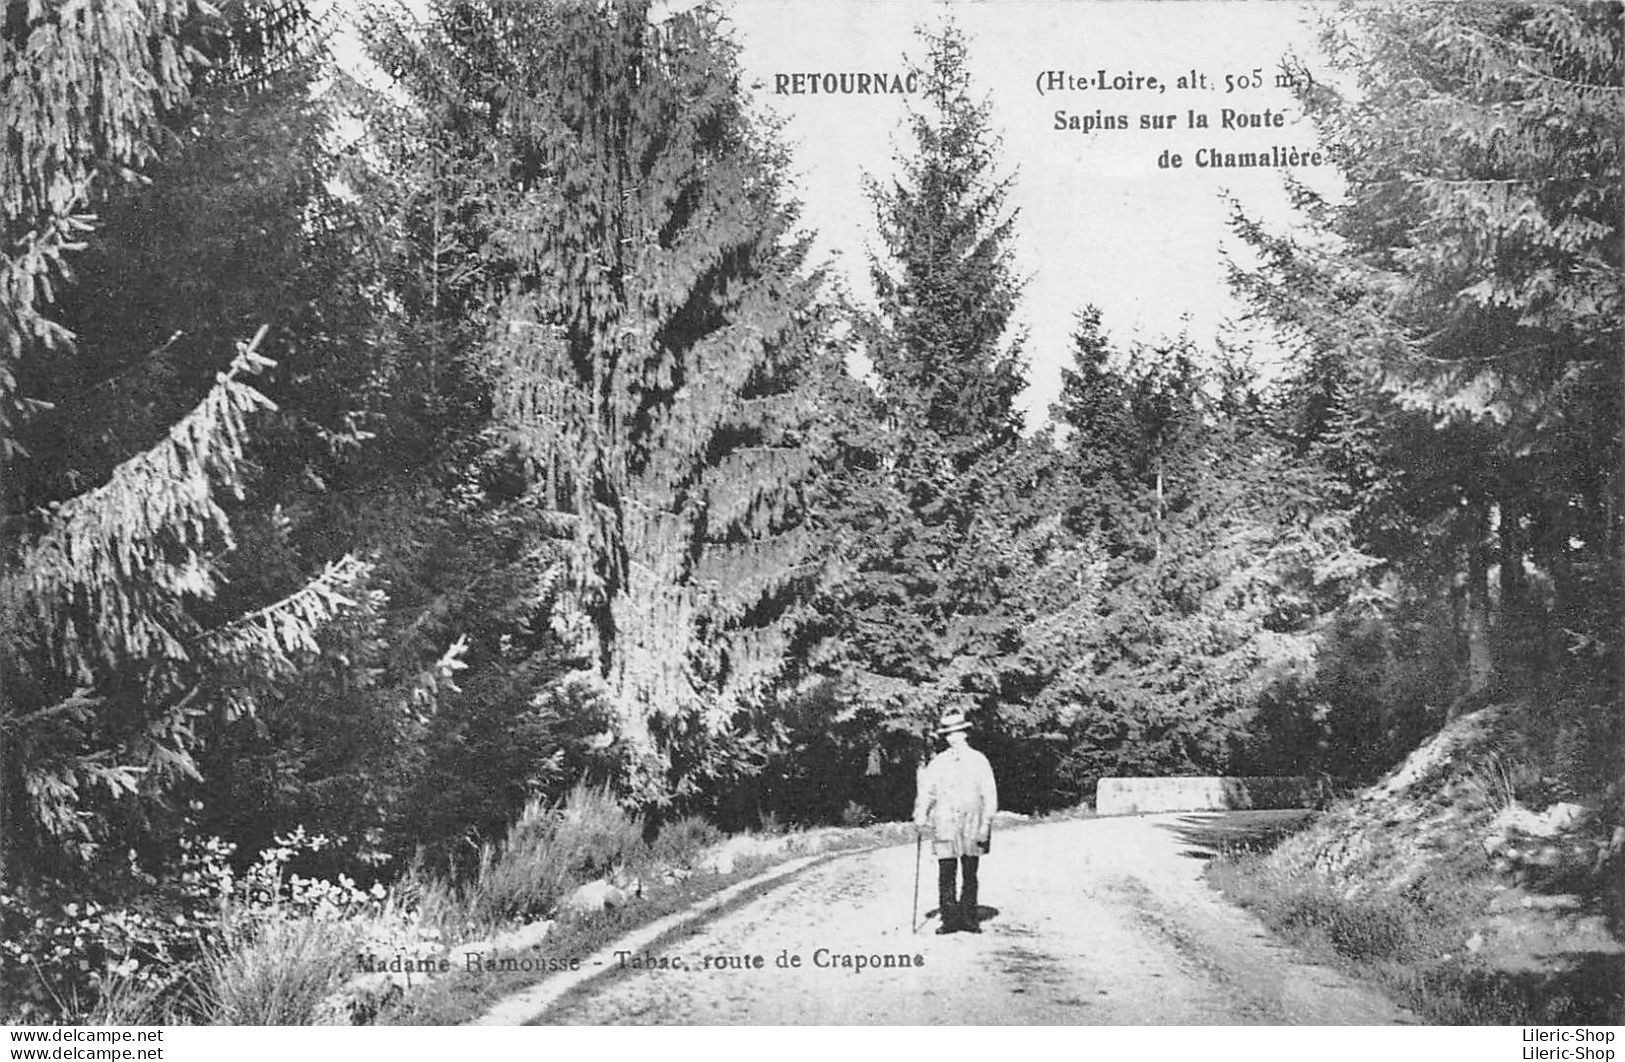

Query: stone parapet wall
[1095,776,1332,815]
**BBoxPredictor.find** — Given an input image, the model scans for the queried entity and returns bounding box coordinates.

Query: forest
[1,0,1619,1024]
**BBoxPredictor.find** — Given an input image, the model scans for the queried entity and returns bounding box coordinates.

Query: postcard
[2,0,1618,1047]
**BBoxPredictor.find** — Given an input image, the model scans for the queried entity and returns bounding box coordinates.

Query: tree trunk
[1496,495,1535,669]
[1463,521,1494,697]
[1154,454,1165,560]
[0,748,9,885]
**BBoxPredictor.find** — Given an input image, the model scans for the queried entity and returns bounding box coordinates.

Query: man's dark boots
[936,862,960,934]
[936,893,961,934]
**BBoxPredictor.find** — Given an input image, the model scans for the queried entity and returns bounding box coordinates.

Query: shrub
[1238,865,1425,964]
[840,801,876,827]
[390,863,479,944]
[0,882,207,1024]
[468,783,645,925]
[0,828,408,1024]
[547,783,646,879]
[83,967,182,1025]
[649,815,722,868]
[1461,751,1521,813]
[195,915,360,1025]
[186,829,405,1024]
[0,835,247,1023]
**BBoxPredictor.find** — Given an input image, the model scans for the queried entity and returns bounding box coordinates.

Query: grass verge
[378,863,770,1025]
[1209,842,1624,1024]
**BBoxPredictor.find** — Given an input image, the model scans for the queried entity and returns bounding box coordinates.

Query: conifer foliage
[1,0,200,450]
[806,21,1033,812]
[863,23,1026,458]
[1038,321,1375,787]
[1,2,370,870]
[375,0,839,800]
[1231,1,1623,706]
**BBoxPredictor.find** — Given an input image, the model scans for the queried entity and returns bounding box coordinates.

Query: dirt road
[541,813,1415,1025]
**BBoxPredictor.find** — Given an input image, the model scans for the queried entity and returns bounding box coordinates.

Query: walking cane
[911,831,922,934]
[910,734,928,933]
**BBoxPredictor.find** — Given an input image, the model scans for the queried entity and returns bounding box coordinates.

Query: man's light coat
[913,742,999,859]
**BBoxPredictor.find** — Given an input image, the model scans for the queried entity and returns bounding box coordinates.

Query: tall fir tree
[375,0,841,802]
[809,20,1035,814]
[1230,1,1623,708]
[862,21,1026,461]
[0,2,373,876]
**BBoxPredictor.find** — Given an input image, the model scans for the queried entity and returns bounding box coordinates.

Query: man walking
[913,709,998,934]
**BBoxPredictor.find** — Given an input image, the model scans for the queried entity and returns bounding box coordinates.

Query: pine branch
[202,553,373,668]
[9,326,276,671]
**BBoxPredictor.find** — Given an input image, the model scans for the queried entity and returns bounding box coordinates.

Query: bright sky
[718,0,1345,426]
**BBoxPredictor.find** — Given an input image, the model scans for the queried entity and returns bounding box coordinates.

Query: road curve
[539,813,1416,1025]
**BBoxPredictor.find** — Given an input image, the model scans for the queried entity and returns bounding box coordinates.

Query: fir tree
[1,0,201,455]
[377,0,841,801]
[862,20,1026,460]
[0,3,371,875]
[1036,327,1374,788]
[1231,1,1623,701]
[809,20,1034,812]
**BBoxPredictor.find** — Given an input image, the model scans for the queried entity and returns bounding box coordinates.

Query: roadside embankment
[1208,701,1624,1025]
